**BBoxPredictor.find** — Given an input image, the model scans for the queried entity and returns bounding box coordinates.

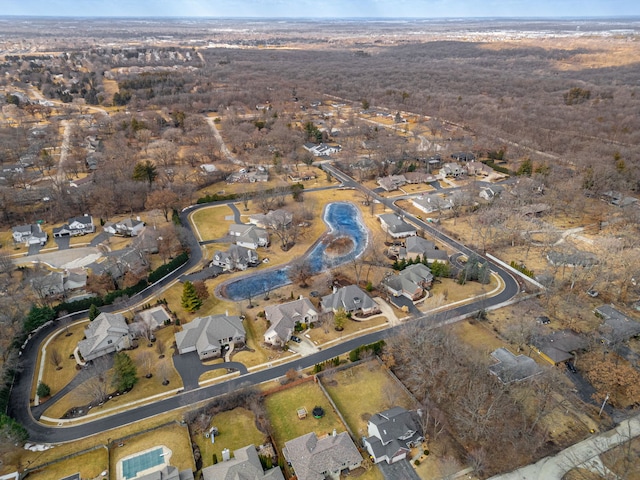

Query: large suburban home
[321,285,380,316]
[382,264,434,301]
[211,245,259,272]
[229,224,269,249]
[440,162,465,178]
[411,194,454,215]
[595,304,640,344]
[363,407,424,464]
[531,329,588,366]
[53,215,95,237]
[283,431,362,480]
[175,314,246,360]
[77,312,133,362]
[378,214,417,239]
[202,445,284,480]
[377,175,407,192]
[30,271,64,298]
[12,224,48,246]
[249,209,293,229]
[303,142,342,157]
[264,298,319,346]
[103,218,145,237]
[479,185,505,201]
[403,236,449,264]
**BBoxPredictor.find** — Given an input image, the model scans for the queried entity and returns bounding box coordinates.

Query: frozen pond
[221,202,368,301]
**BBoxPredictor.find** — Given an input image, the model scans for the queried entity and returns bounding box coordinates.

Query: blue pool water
[122,447,164,479]
[222,202,368,301]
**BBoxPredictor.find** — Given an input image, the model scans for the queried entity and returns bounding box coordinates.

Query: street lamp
[598,393,610,417]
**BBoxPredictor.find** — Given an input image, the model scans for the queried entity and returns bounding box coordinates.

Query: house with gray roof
[377,175,407,192]
[283,431,362,480]
[363,407,423,464]
[411,194,454,215]
[249,209,293,229]
[103,218,145,237]
[595,304,640,344]
[211,245,259,272]
[137,305,172,330]
[382,263,433,301]
[532,329,588,366]
[53,215,95,237]
[229,224,269,249]
[63,268,88,291]
[489,348,542,384]
[547,249,598,268]
[264,298,319,346]
[403,236,449,264]
[202,444,284,480]
[321,285,379,316]
[30,271,64,298]
[12,224,48,246]
[479,185,505,201]
[175,314,245,360]
[78,312,133,361]
[378,214,417,239]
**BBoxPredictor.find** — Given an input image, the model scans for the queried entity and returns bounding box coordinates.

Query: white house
[12,224,48,246]
[53,215,95,237]
[211,245,259,271]
[303,142,342,157]
[103,218,145,237]
[378,214,417,239]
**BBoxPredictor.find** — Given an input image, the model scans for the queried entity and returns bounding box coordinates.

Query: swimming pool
[121,447,165,479]
[221,202,368,301]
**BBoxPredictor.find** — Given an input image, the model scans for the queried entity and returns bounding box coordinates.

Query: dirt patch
[323,234,354,257]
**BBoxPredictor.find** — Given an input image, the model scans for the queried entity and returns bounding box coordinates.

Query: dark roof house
[363,407,423,464]
[321,285,379,316]
[264,298,318,346]
[175,315,245,360]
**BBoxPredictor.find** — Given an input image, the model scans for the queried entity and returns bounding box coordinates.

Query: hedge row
[148,251,189,283]
[196,192,238,204]
[349,340,385,362]
[482,159,512,175]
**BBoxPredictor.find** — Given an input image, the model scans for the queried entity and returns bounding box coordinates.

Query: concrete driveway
[287,334,320,356]
[15,246,103,269]
[54,235,70,250]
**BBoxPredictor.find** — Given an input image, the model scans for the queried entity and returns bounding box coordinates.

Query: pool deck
[117,445,172,480]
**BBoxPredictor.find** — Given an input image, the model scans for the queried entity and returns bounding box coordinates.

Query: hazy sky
[3,0,639,18]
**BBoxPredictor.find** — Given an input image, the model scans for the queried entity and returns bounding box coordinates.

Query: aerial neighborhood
[1,13,640,480]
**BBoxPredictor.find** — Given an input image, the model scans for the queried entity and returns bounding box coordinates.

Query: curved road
[8,169,520,443]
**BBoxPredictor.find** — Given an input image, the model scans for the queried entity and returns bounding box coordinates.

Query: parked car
[290,335,302,343]
[566,362,577,374]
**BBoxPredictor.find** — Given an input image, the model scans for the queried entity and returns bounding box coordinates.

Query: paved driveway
[287,335,320,356]
[55,235,70,250]
[172,351,248,390]
[27,243,43,256]
[378,459,421,480]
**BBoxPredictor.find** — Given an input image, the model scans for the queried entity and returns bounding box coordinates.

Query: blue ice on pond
[222,202,368,301]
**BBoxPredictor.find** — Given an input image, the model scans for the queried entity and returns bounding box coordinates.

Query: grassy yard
[25,446,108,480]
[264,381,345,447]
[42,326,182,420]
[189,205,234,242]
[194,407,267,469]
[35,320,87,401]
[110,422,195,476]
[321,360,417,437]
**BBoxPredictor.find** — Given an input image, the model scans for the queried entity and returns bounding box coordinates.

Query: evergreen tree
[88,304,100,321]
[112,352,138,392]
[132,160,158,187]
[36,382,51,398]
[181,281,202,313]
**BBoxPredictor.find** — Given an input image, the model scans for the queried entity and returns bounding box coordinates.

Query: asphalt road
[8,169,520,444]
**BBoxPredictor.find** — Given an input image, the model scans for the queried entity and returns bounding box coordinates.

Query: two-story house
[363,407,423,464]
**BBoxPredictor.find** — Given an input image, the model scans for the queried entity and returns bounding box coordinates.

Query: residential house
[283,431,362,480]
[378,214,417,239]
[532,329,588,365]
[321,285,379,316]
[450,152,476,162]
[546,249,598,268]
[211,245,259,271]
[103,218,145,237]
[403,236,449,264]
[175,314,246,360]
[12,224,48,246]
[479,185,505,201]
[249,210,293,230]
[264,298,319,346]
[363,407,423,464]
[303,142,342,157]
[602,191,638,208]
[489,348,542,384]
[404,171,437,184]
[382,263,433,301]
[202,445,284,480]
[53,215,95,237]
[30,271,64,298]
[377,175,407,192]
[137,465,194,480]
[411,194,454,215]
[465,161,492,177]
[229,224,269,249]
[137,305,172,330]
[89,247,148,280]
[440,162,464,178]
[595,304,640,344]
[77,312,133,361]
[63,268,88,291]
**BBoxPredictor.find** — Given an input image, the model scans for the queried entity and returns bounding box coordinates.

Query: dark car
[566,362,577,373]
[290,335,302,343]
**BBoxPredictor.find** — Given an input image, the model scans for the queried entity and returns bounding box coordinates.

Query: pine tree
[88,304,100,321]
[181,281,202,313]
[112,352,138,392]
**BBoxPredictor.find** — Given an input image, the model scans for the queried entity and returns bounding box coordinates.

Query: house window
[107,340,113,345]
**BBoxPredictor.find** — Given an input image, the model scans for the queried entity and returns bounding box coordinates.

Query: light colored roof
[175,315,245,355]
[283,432,361,480]
[321,285,376,312]
[78,312,128,359]
[264,298,318,343]
[138,306,171,329]
[202,445,284,480]
[378,214,417,235]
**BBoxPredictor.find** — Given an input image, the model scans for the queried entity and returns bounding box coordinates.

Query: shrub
[415,459,420,466]
[37,382,51,398]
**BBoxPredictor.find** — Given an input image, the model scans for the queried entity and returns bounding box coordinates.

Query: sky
[2,0,640,18]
